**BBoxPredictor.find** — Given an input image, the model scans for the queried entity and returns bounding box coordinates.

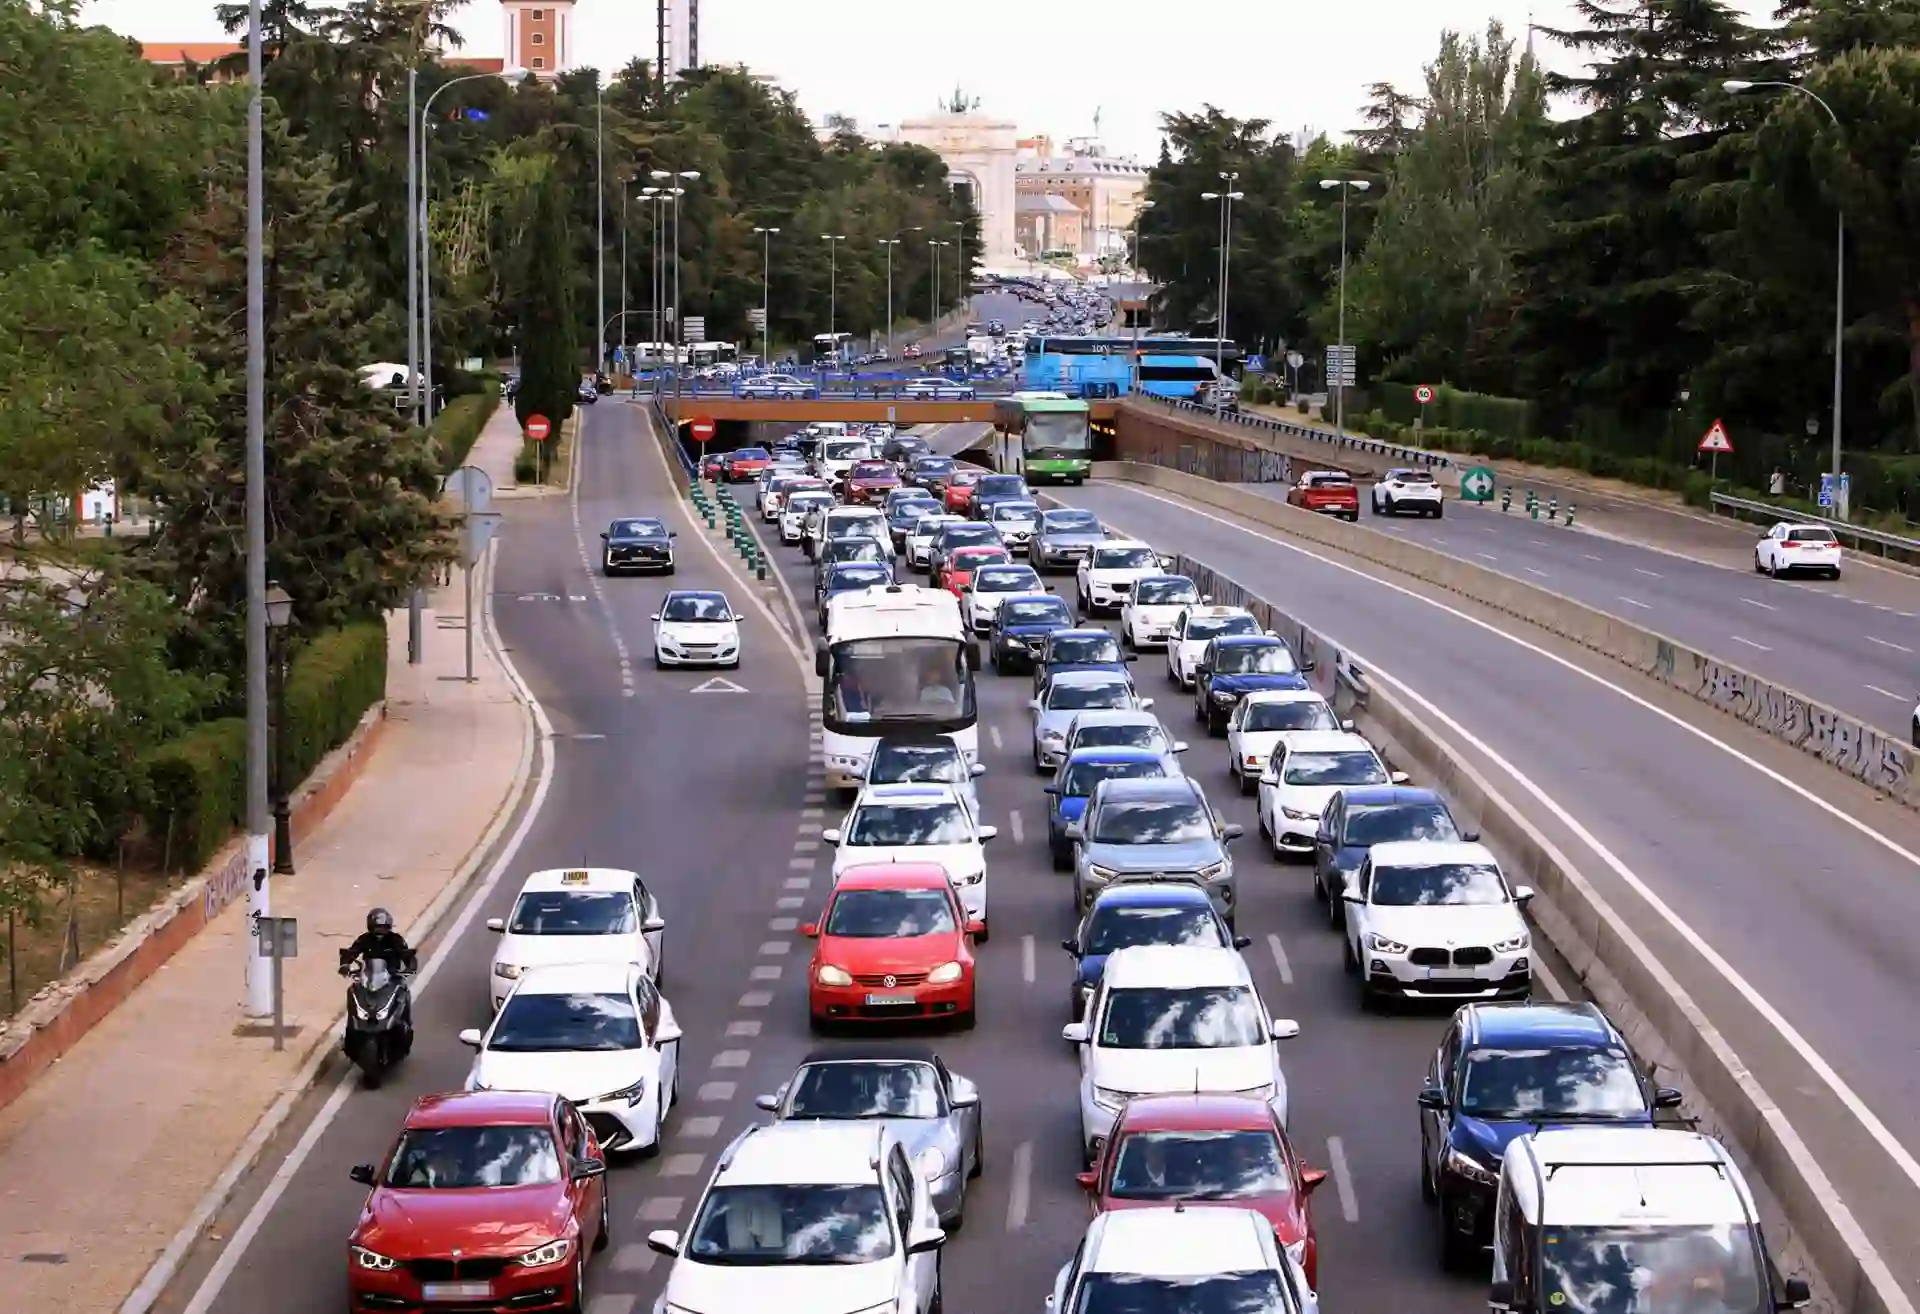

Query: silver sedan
[1030,670,1154,773]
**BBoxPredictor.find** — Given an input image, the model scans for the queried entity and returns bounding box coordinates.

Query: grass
[1,861,188,1019]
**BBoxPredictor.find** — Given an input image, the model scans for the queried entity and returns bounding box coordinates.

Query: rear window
[1787,528,1837,543]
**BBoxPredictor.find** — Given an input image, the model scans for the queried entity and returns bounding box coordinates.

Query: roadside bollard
[1500,488,1513,513]
[1564,504,1577,528]
[757,559,768,581]
[1547,497,1559,522]
[1527,491,1539,520]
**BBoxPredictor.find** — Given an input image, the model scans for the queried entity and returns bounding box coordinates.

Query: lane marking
[726,1019,763,1037]
[1635,567,1663,579]
[609,1245,655,1276]
[792,839,821,853]
[681,1115,723,1139]
[1008,810,1025,845]
[738,990,774,1008]
[787,858,815,870]
[750,964,782,981]
[1325,1136,1360,1222]
[698,1082,736,1101]
[1742,597,1777,611]
[1730,635,1772,652]
[1022,934,1036,984]
[757,941,791,956]
[784,876,812,889]
[1584,553,1603,562]
[1534,954,1571,1002]
[1866,685,1906,701]
[638,1195,684,1220]
[661,1153,706,1178]
[775,895,805,910]
[1477,553,1498,563]
[1531,539,1551,548]
[990,724,1005,750]
[800,807,825,819]
[1265,933,1294,985]
[1525,567,1549,579]
[1617,595,1650,609]
[767,917,799,932]
[711,1050,751,1069]
[1867,636,1914,655]
[1006,1141,1033,1231]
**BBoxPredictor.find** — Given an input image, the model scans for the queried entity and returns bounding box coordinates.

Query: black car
[883,435,932,465]
[885,496,943,546]
[987,595,1076,675]
[600,516,675,575]
[969,473,1032,520]
[1311,786,1470,914]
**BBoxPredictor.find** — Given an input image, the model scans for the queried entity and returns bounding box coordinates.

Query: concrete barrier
[1092,461,1919,810]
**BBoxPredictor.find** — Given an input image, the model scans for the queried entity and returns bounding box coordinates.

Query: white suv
[1062,944,1298,1164]
[1257,730,1399,858]
[1077,540,1170,615]
[1049,1207,1318,1314]
[1372,468,1445,517]
[1342,840,1533,1007]
[648,1122,947,1314]
[485,866,665,1010]
[1754,522,1841,579]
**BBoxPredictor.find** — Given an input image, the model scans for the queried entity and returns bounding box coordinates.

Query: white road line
[757,941,791,956]
[1325,1136,1360,1223]
[775,895,805,910]
[787,858,815,870]
[1635,567,1663,578]
[726,1019,764,1037]
[1022,934,1036,984]
[681,1116,724,1139]
[1617,595,1650,608]
[750,964,782,981]
[697,1081,735,1101]
[712,1050,752,1069]
[1867,636,1915,654]
[638,1195,684,1221]
[792,839,820,853]
[609,1245,655,1276]
[1432,536,1450,546]
[768,917,799,932]
[990,724,1005,750]
[1866,685,1906,701]
[1730,635,1772,652]
[1477,553,1498,562]
[662,1153,706,1178]
[1006,1141,1034,1231]
[738,990,774,1008]
[1584,553,1603,562]
[1742,597,1776,611]
[784,876,812,889]
[1265,933,1293,985]
[1525,567,1550,578]
[1009,810,1026,844]
[1533,954,1571,1001]
[1530,539,1551,548]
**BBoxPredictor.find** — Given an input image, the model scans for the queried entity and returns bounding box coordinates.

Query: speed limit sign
[1414,385,1435,405]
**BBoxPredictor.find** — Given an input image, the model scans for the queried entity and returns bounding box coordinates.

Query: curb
[118,537,550,1314]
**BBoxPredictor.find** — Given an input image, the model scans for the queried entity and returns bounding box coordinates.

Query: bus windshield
[828,638,976,729]
[1026,410,1091,455]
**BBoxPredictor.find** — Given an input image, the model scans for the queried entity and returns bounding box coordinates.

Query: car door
[1423,1016,1463,1183]
[557,1099,605,1238]
[1314,794,1343,885]
[1346,858,1375,961]
[1227,696,1251,760]
[886,1145,933,1307]
[1259,744,1287,833]
[1167,610,1190,678]
[635,972,677,1107]
[1193,639,1217,709]
[633,878,664,976]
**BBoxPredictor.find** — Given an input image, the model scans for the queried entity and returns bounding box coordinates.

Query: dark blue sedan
[1311,785,1473,917]
[1043,747,1178,870]
[1031,628,1136,694]
[816,561,894,628]
[1060,881,1246,1021]
[987,594,1074,675]
[1193,635,1312,734]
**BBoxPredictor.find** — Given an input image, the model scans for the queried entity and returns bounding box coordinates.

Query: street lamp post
[595,77,604,376]
[1318,177,1372,438]
[1726,79,1848,518]
[878,240,902,352]
[243,0,270,1018]
[930,240,951,328]
[822,233,848,339]
[637,187,661,371]
[754,226,779,353]
[650,169,700,391]
[1200,174,1243,417]
[266,584,294,875]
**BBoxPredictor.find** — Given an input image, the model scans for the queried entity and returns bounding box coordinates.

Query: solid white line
[1008,810,1026,845]
[1089,483,1920,1199]
[1742,597,1777,611]
[1866,685,1905,701]
[990,724,1004,750]
[1265,933,1293,985]
[1635,567,1663,578]
[1021,934,1036,985]
[1525,567,1549,578]
[1477,553,1498,563]
[1866,636,1915,655]
[1617,595,1651,609]
[1584,553,1603,562]
[1325,1136,1360,1223]
[1006,1141,1033,1231]
[1729,635,1771,652]
[1533,954,1571,1002]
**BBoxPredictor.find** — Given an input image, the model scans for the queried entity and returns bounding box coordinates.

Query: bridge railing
[1140,395,1459,471]
[1708,492,1920,567]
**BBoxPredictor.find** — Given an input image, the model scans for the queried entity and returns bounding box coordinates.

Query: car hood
[663,1256,901,1314]
[1003,621,1070,639]
[787,1115,962,1168]
[472,1047,648,1104]
[1037,707,1126,739]
[1080,838,1225,873]
[1211,673,1309,695]
[356,1184,575,1259]
[1268,783,1343,816]
[1363,902,1526,945]
[1040,531,1106,547]
[817,930,966,975]
[1128,602,1190,619]
[833,841,980,877]
[1089,1045,1273,1098]
[496,931,651,973]
[1101,1191,1306,1243]
[1045,659,1129,681]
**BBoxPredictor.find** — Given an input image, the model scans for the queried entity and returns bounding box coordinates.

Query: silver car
[863,737,986,815]
[1060,710,1189,769]
[1032,507,1109,572]
[1030,670,1153,773]
[1066,776,1243,925]
[754,1051,984,1228]
[987,499,1042,553]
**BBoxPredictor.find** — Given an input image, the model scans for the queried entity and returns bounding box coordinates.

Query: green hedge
[432,382,500,472]
[1371,381,1536,442]
[140,623,389,873]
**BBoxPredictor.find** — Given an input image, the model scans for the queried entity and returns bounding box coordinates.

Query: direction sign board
[1415,385,1436,405]
[1819,471,1851,510]
[1460,465,1496,503]
[1698,419,1733,454]
[682,316,707,343]
[689,416,717,443]
[747,308,767,330]
[524,413,552,443]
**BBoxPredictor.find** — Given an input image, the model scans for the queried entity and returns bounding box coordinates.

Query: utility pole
[595,77,605,376]
[242,0,272,1020]
[1319,177,1371,437]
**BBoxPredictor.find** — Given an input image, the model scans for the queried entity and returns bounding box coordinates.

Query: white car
[1063,945,1298,1164]
[962,562,1045,634]
[651,589,743,668]
[824,783,999,939]
[1225,690,1349,794]
[1120,574,1204,649]
[762,473,826,522]
[781,490,835,544]
[459,961,682,1154]
[740,373,815,398]
[1165,606,1263,689]
[1371,468,1445,517]
[1032,671,1154,773]
[1755,521,1842,579]
[814,437,877,485]
[1341,840,1534,1007]
[1048,1208,1318,1314]
[1077,540,1171,615]
[1256,730,1403,858]
[646,1122,947,1314]
[906,513,967,570]
[862,737,986,816]
[985,499,1042,552]
[485,866,666,1009]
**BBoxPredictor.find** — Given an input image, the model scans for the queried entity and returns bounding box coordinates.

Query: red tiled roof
[447,56,506,72]
[141,42,243,64]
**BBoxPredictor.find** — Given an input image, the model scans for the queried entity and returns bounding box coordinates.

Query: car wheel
[1050,842,1071,873]
[975,921,990,945]
[1311,866,1326,902]
[1342,933,1359,975]
[929,1260,945,1314]
[1237,767,1254,797]
[663,563,676,575]
[1432,503,1444,519]
[1437,1194,1476,1273]
[1328,889,1345,930]
[640,1087,666,1159]
[594,1183,612,1252]
[956,1002,977,1031]
[970,1125,985,1179]
[1754,551,1766,574]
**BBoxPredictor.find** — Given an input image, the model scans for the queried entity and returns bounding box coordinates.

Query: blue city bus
[1020,335,1242,400]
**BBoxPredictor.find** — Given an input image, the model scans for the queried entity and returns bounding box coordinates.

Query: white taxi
[485,866,666,1009]
[1256,730,1403,858]
[651,589,743,668]
[823,783,999,940]
[1755,522,1842,580]
[906,513,967,571]
[1165,606,1262,689]
[1077,540,1172,615]
[1225,689,1349,794]
[1341,840,1533,1006]
[1119,574,1204,649]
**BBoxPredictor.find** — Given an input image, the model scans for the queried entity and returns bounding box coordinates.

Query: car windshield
[978,477,1026,496]
[1003,600,1072,626]
[1072,724,1167,753]
[385,1125,563,1189]
[822,440,867,460]
[1093,547,1157,570]
[829,566,892,591]
[487,991,642,1052]
[1458,1046,1650,1119]
[992,502,1040,521]
[939,525,997,547]
[507,890,636,936]
[1134,579,1199,605]
[1091,799,1212,844]
[1083,904,1223,955]
[1075,1272,1286,1314]
[789,495,833,513]
[1045,511,1099,532]
[685,1184,895,1267]
[1050,634,1122,664]
[1099,986,1267,1050]
[823,888,958,938]
[734,448,769,461]
[851,462,895,479]
[825,540,888,563]
[662,594,732,622]
[1540,1224,1766,1314]
[954,550,1012,570]
[1110,1129,1290,1201]
[892,502,938,522]
[612,520,664,538]
[1344,803,1460,846]
[1049,681,1133,711]
[846,801,972,845]
[915,458,955,474]
[1213,645,1295,675]
[1369,862,1508,906]
[867,742,966,786]
[1280,751,1386,786]
[1786,528,1836,544]
[1393,471,1436,484]
[975,568,1039,593]
[1185,615,1258,642]
[1242,700,1336,733]
[786,1061,940,1120]
[828,637,973,724]
[1062,758,1170,796]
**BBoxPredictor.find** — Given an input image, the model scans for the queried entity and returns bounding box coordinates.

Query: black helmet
[366,908,394,934]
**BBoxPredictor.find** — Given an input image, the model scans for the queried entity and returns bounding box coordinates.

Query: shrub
[280,623,387,785]
[514,444,538,483]
[431,383,500,472]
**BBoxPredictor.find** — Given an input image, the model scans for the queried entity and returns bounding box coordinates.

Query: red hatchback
[941,544,1013,597]
[805,863,981,1030]
[943,468,984,512]
[347,1090,610,1313]
[844,459,904,505]
[1075,1093,1326,1291]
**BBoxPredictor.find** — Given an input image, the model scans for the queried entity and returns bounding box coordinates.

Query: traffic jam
[335,417,1815,1314]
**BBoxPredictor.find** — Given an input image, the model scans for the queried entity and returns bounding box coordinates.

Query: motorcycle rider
[339,908,418,975]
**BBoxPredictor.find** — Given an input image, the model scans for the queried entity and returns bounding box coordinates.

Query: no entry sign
[690,416,717,443]
[524,414,552,443]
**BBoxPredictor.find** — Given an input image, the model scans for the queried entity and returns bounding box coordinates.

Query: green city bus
[992,395,1093,484]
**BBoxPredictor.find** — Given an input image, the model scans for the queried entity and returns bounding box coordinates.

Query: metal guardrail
[1709,492,1920,565]
[1144,395,1459,471]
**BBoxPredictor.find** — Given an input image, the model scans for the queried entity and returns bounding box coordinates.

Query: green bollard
[1564,504,1576,528]
[1500,488,1513,513]
[757,560,768,581]
[1547,497,1559,522]
[1528,492,1539,520]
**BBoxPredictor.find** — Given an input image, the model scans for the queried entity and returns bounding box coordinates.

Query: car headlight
[492,962,521,979]
[352,1245,399,1271]
[1443,1146,1499,1186]
[1281,806,1317,821]
[926,960,964,984]
[916,1147,952,1181]
[1495,932,1531,953]
[1092,1086,1129,1112]
[815,964,854,986]
[1368,933,1409,955]
[955,867,984,886]
[829,755,863,771]
[1213,690,1237,703]
[599,1077,649,1107]
[1197,861,1228,881]
[515,1238,573,1268]
[1041,730,1065,745]
[1087,864,1117,881]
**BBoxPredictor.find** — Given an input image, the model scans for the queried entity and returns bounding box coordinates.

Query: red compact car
[347,1090,610,1313]
[943,468,984,513]
[724,447,771,482]
[805,862,981,1029]
[1076,1093,1325,1290]
[699,452,727,481]
[1286,470,1360,521]
[941,544,1013,596]
[844,459,904,505]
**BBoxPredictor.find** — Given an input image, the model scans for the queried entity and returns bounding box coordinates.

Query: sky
[88,0,1780,160]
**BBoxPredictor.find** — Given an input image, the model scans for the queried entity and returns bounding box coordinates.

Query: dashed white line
[990,724,1005,750]
[1432,536,1450,546]
[783,876,812,889]
[1866,636,1915,654]
[768,917,799,932]
[1729,635,1771,652]
[750,964,783,981]
[775,895,806,910]
[1006,1141,1033,1231]
[800,807,825,819]
[1265,933,1293,985]
[792,839,821,853]
[661,1153,706,1178]
[1617,595,1651,609]
[795,822,823,834]
[1741,597,1776,611]
[787,858,815,870]
[1866,685,1905,701]
[1325,1136,1360,1222]
[1584,553,1603,562]
[1021,934,1036,984]
[804,790,827,804]
[1008,811,1026,845]
[609,1245,655,1276]
[638,1195,684,1220]
[1477,553,1498,563]
[757,941,791,956]
[712,1050,751,1069]
[726,1019,764,1037]
[1634,567,1663,579]
[1530,539,1551,548]
[1525,567,1549,578]
[738,990,774,1008]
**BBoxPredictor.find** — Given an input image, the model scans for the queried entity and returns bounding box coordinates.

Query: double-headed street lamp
[1726,79,1848,518]
[1200,173,1244,418]
[754,226,780,352]
[877,225,922,351]
[649,169,700,383]
[1319,176,1371,437]
[637,187,662,365]
[822,234,848,339]
[929,239,952,326]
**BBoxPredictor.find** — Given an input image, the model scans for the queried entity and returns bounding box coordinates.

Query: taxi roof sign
[561,870,591,884]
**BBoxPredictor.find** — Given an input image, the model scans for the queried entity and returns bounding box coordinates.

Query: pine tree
[512,158,579,439]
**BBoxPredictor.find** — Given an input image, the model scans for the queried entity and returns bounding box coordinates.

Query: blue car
[1192,634,1312,734]
[1043,747,1179,869]
[1418,1001,1684,1270]
[987,595,1076,675]
[1310,786,1475,916]
[1060,881,1247,1021]
[1031,628,1137,694]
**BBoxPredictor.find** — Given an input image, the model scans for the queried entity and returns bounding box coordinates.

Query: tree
[511,153,579,434]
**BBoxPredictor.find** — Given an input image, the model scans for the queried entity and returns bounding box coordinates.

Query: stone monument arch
[896,112,1018,271]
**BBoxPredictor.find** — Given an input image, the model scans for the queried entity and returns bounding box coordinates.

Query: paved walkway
[0,557,532,1314]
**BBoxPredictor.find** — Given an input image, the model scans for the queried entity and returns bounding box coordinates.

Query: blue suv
[1043,747,1178,869]
[1193,634,1311,735]
[1060,880,1248,1021]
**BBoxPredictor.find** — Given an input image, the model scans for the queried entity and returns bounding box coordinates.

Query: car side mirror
[966,918,986,936]
[668,531,679,539]
[649,613,661,622]
[458,1028,483,1048]
[1171,741,1189,753]
[801,922,820,938]
[1062,938,1079,954]
[485,917,505,933]
[1462,830,1481,843]
[1270,1017,1300,1039]
[644,915,666,933]
[1390,770,1411,785]
[571,1156,607,1181]
[1302,659,1317,673]
[1062,1021,1090,1044]
[971,763,987,777]
[1029,698,1043,711]
[951,1081,980,1108]
[1301,1166,1328,1195]
[1201,594,1213,603]
[822,828,843,844]
[1417,1084,1448,1111]
[907,1226,947,1255]
[1064,822,1084,841]
[1123,653,1139,663]
[1513,885,1535,904]
[754,1093,780,1112]
[978,826,999,842]
[350,1163,377,1185]
[656,1020,683,1044]
[1043,785,1060,795]
[1221,823,1244,841]
[1781,1277,1811,1309]
[1654,1086,1684,1109]
[646,1230,681,1258]
[1232,935,1252,949]
[1195,662,1211,675]
[599,531,609,540]
[1075,1170,1099,1191]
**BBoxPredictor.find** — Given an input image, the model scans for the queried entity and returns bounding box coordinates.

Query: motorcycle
[339,954,415,1088]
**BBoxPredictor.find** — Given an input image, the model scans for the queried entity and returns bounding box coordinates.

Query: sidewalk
[468,400,576,500]
[0,555,533,1314]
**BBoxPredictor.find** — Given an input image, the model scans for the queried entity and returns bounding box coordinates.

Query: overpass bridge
[654,396,1119,427]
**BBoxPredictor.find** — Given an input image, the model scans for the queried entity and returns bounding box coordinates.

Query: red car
[941,544,1013,596]
[804,862,981,1029]
[943,468,984,513]
[724,446,771,482]
[1286,470,1360,521]
[1075,1093,1326,1290]
[844,459,904,505]
[699,452,727,481]
[347,1090,610,1313]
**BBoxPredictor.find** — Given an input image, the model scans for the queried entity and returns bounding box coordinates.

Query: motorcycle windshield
[358,960,393,992]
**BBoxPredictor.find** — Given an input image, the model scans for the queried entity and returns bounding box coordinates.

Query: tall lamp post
[637,187,661,368]
[1319,177,1371,438]
[930,239,951,328]
[1200,174,1243,417]
[754,226,779,355]
[879,226,922,353]
[266,585,295,874]
[595,77,604,375]
[242,0,271,1019]
[649,169,699,388]
[1726,79,1848,519]
[822,233,848,340]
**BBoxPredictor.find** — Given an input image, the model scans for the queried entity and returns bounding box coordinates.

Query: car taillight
[1780,541,1798,549]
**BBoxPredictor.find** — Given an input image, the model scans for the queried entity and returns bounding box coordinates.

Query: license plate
[1425,967,1476,980]
[865,993,916,1006]
[422,1282,492,1301]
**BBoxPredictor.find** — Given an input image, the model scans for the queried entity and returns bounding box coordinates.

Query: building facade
[1014,136,1148,260]
[500,0,572,77]
[659,0,700,81]
[894,111,1020,270]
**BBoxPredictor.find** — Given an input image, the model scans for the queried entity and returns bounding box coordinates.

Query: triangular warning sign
[689,676,747,693]
[1698,420,1733,454]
